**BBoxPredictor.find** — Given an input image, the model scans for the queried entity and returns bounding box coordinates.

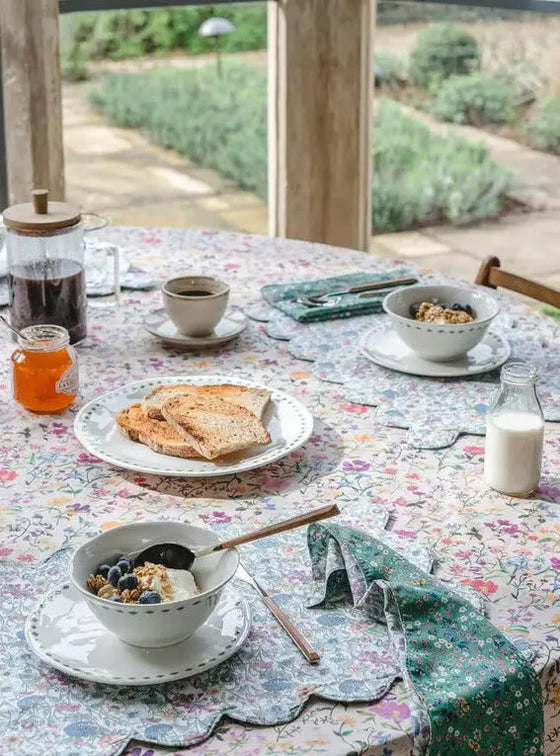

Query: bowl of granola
[383,284,499,362]
[71,521,239,647]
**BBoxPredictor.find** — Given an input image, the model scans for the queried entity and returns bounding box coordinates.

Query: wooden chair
[475,256,560,309]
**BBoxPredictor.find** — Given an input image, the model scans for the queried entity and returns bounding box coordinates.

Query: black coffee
[176,290,213,297]
[9,259,87,344]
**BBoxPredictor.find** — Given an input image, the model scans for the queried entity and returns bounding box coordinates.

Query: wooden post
[268,0,374,251]
[0,0,65,205]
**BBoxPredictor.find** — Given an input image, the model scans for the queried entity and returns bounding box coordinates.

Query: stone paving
[64,74,560,291]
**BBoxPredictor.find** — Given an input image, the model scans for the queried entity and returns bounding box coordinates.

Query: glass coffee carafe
[3,189,87,344]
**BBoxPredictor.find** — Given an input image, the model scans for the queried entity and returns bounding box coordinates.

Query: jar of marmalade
[12,325,79,412]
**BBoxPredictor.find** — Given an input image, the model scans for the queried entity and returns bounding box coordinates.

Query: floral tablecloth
[3,227,560,756]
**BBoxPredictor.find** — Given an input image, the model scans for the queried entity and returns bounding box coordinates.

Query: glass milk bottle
[484,363,544,497]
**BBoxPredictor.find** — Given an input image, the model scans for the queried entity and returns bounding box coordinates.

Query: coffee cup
[162,276,230,337]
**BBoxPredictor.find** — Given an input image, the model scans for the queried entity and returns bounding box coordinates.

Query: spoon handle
[211,504,340,553]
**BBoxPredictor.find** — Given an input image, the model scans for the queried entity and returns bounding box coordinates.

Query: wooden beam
[0,0,65,204]
[268,0,374,251]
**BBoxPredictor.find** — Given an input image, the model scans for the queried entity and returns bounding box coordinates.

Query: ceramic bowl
[383,284,500,362]
[71,521,239,648]
[162,276,230,337]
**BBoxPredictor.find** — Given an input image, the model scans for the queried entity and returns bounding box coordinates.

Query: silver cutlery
[237,562,320,664]
[296,276,418,307]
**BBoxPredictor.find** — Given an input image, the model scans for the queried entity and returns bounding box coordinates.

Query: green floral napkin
[307,522,544,756]
[261,270,413,323]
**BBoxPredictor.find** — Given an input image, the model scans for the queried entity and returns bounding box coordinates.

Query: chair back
[475,256,560,309]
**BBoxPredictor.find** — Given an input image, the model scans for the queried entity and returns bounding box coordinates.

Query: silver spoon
[0,315,30,341]
[132,503,340,571]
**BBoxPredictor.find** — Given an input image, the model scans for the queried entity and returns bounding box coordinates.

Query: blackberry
[139,590,161,605]
[118,573,138,591]
[107,565,122,587]
[97,564,111,579]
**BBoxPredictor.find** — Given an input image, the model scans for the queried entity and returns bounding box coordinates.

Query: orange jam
[12,325,78,413]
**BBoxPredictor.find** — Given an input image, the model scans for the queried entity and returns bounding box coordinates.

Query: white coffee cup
[162,275,230,337]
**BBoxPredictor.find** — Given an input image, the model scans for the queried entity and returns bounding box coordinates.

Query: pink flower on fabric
[462,577,499,595]
[463,445,484,456]
[341,403,369,415]
[551,557,560,570]
[371,699,410,720]
[200,511,232,525]
[0,547,12,556]
[0,470,17,482]
[342,460,371,473]
[393,529,417,540]
[77,452,101,464]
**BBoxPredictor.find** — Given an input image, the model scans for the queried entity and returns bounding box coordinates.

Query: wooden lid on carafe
[3,189,81,234]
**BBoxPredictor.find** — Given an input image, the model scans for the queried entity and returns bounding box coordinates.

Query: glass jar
[484,362,544,497]
[3,189,87,344]
[12,325,79,413]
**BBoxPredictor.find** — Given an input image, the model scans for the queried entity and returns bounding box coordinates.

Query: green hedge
[60,5,266,61]
[526,96,560,151]
[91,63,510,232]
[409,24,480,89]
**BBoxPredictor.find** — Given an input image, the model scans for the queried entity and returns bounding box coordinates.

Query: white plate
[25,582,251,686]
[360,326,511,378]
[144,308,247,348]
[74,375,314,477]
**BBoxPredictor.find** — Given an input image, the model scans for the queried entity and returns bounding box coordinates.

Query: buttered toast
[116,404,199,459]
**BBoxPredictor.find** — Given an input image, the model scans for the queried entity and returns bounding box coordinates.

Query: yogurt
[151,566,199,601]
[484,411,544,497]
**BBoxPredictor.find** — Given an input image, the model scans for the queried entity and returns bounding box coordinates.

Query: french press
[3,189,87,344]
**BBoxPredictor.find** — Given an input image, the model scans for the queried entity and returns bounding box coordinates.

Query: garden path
[64,77,560,292]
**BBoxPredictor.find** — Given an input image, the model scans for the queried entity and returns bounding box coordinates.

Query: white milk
[484,411,544,496]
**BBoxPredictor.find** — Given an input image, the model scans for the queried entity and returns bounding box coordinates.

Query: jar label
[56,364,79,396]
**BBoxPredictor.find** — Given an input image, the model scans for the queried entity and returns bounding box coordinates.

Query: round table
[4,228,560,756]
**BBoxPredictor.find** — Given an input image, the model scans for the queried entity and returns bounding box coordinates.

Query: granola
[412,301,475,325]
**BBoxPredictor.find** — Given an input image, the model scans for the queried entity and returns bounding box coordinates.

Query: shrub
[91,64,510,232]
[526,96,560,151]
[374,51,405,86]
[430,72,513,125]
[59,6,266,61]
[409,24,480,89]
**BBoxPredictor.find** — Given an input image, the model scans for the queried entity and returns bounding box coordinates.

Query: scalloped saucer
[25,582,251,686]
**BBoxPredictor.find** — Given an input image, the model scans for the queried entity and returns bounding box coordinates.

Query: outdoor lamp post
[198,17,235,77]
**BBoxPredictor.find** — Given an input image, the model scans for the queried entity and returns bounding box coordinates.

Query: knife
[237,563,320,664]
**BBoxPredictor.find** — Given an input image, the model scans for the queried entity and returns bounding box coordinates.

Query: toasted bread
[161,395,271,460]
[143,384,270,421]
[116,404,199,459]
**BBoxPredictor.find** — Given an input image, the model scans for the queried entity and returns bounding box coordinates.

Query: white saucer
[144,308,247,347]
[25,582,251,686]
[360,326,511,378]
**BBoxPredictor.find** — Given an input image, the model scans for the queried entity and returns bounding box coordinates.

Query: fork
[237,562,320,664]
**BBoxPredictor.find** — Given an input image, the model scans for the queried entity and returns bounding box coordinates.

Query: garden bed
[91,62,511,234]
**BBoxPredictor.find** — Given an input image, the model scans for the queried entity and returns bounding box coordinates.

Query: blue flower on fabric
[144,724,175,740]
[262,677,291,692]
[17,695,45,711]
[64,721,98,737]
[316,613,345,627]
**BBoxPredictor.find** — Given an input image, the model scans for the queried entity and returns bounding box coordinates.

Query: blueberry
[139,590,161,605]
[107,565,122,587]
[117,558,132,573]
[108,595,122,603]
[451,303,465,312]
[97,564,111,579]
[464,304,474,316]
[409,303,421,318]
[118,574,138,591]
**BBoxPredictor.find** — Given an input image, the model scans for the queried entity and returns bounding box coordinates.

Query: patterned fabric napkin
[308,522,545,756]
[261,270,413,323]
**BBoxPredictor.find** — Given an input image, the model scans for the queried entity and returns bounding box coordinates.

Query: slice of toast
[161,395,271,460]
[143,384,270,421]
[116,404,199,459]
